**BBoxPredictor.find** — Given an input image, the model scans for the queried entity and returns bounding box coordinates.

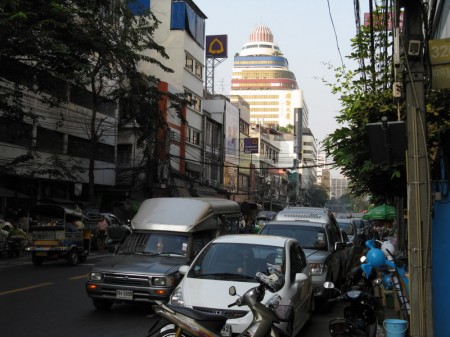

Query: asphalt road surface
[0,251,396,337]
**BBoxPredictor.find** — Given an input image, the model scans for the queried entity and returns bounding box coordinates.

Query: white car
[169,234,313,337]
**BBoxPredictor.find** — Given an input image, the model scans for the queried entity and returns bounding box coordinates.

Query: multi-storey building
[330,176,349,200]
[229,25,308,129]
[117,0,215,199]
[0,62,118,216]
[301,128,318,188]
[228,24,315,206]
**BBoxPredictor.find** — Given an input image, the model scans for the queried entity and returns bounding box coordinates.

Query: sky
[194,0,369,145]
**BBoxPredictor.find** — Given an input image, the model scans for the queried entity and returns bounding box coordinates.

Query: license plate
[36,252,47,256]
[116,290,133,300]
[221,324,231,337]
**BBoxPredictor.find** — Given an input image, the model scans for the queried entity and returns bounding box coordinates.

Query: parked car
[258,206,349,312]
[255,210,277,232]
[336,217,358,270]
[169,234,313,337]
[85,197,241,310]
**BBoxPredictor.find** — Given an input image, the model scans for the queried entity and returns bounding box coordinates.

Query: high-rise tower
[229,25,308,129]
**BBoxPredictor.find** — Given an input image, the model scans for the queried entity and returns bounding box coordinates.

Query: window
[185,90,201,112]
[185,54,194,72]
[185,53,203,79]
[68,135,114,163]
[195,62,203,78]
[0,118,32,148]
[36,127,64,154]
[117,144,132,165]
[186,127,200,146]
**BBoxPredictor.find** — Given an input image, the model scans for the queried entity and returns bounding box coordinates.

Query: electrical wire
[326,0,345,69]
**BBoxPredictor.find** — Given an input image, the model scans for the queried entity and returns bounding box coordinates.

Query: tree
[67,1,175,203]
[305,184,329,207]
[322,6,450,202]
[0,1,94,181]
[1,1,178,203]
[322,8,406,202]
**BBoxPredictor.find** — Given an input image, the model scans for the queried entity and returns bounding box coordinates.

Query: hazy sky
[194,0,369,145]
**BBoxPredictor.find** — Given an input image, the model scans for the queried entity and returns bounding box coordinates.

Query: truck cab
[85,197,240,310]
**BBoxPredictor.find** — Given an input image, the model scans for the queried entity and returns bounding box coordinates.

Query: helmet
[381,241,396,260]
[382,273,393,290]
[365,248,385,267]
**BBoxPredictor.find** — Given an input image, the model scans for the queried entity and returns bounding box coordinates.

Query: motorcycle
[6,235,29,257]
[324,275,383,337]
[147,268,291,337]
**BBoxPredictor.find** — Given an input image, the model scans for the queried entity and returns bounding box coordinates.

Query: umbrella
[362,204,396,220]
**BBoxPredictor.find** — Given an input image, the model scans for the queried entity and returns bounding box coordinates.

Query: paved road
[0,251,400,337]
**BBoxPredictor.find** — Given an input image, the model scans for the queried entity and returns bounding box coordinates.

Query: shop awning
[0,186,29,199]
[362,204,396,220]
[186,162,203,173]
[192,186,217,197]
[176,187,192,197]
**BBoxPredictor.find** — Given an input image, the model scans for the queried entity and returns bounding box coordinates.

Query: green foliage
[305,184,329,207]
[1,1,178,201]
[322,9,407,200]
[323,8,450,201]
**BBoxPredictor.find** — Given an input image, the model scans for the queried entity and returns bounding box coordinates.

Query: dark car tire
[67,249,79,266]
[92,298,114,310]
[32,253,43,266]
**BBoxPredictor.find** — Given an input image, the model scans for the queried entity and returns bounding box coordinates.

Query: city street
[0,252,374,337]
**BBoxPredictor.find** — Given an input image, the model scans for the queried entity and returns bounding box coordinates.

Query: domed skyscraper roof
[249,25,273,43]
[240,24,281,57]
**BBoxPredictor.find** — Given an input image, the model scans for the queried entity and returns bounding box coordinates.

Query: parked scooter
[324,275,383,337]
[147,268,291,337]
[6,235,29,257]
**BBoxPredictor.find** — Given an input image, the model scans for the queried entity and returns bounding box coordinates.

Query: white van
[85,197,240,310]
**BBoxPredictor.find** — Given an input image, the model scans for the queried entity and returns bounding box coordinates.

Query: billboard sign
[206,35,228,58]
[244,138,259,154]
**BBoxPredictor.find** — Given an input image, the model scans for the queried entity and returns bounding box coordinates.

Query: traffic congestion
[0,199,404,337]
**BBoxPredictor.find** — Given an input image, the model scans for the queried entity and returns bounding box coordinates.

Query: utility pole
[400,0,433,335]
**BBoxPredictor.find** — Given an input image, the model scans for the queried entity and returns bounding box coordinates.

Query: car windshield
[337,220,355,235]
[260,224,328,250]
[118,232,188,256]
[187,242,284,282]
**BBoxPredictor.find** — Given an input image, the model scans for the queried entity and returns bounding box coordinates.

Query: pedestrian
[239,216,246,233]
[97,215,108,250]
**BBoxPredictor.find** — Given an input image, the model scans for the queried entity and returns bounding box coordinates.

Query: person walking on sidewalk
[97,215,108,250]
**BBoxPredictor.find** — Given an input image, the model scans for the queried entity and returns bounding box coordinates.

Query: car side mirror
[334,242,346,251]
[178,265,189,275]
[229,286,236,296]
[295,272,308,283]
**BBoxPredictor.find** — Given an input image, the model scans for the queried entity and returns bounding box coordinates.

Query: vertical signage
[206,35,228,58]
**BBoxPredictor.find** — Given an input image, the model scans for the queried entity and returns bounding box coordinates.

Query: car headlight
[309,263,326,276]
[152,276,178,286]
[169,287,185,306]
[90,272,103,281]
